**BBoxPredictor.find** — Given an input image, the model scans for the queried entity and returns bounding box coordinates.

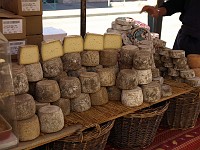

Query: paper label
[2,19,23,34]
[21,0,40,12]
[9,40,26,55]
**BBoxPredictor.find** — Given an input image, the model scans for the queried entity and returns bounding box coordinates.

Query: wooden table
[11,80,194,150]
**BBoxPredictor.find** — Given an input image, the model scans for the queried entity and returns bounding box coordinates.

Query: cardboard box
[1,0,42,16]
[26,34,43,48]
[26,15,42,35]
[0,9,26,40]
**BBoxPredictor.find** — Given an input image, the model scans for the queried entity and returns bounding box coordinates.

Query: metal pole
[81,0,87,37]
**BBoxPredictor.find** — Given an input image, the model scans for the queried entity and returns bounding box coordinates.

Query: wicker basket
[108,102,169,150]
[42,120,114,150]
[164,89,200,129]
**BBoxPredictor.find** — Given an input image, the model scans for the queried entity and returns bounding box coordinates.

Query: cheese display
[161,84,172,97]
[52,98,70,116]
[41,40,64,61]
[17,115,40,141]
[90,87,109,106]
[97,68,116,86]
[36,80,60,103]
[180,69,195,79]
[99,49,118,66]
[15,93,36,120]
[187,54,200,68]
[81,50,99,67]
[25,62,43,82]
[61,53,81,71]
[79,72,101,93]
[136,69,152,85]
[63,35,84,53]
[71,93,91,112]
[42,57,63,78]
[121,87,143,107]
[103,33,122,49]
[18,45,39,65]
[107,86,121,101]
[116,69,138,90]
[38,105,64,133]
[84,33,104,51]
[58,76,81,99]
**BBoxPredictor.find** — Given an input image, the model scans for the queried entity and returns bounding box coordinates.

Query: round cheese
[115,17,135,26]
[99,49,118,66]
[36,80,60,103]
[107,86,121,101]
[61,52,82,71]
[90,87,108,106]
[180,69,195,79]
[187,54,200,69]
[141,81,161,103]
[79,72,101,93]
[71,93,91,112]
[121,87,143,107]
[151,68,160,78]
[174,64,189,71]
[68,67,87,77]
[18,115,40,141]
[161,84,172,97]
[15,93,36,120]
[52,98,70,116]
[38,105,64,133]
[168,68,179,77]
[59,76,81,99]
[81,50,99,66]
[42,57,63,78]
[136,69,152,85]
[97,68,116,86]
[116,69,138,90]
[172,57,187,65]
[184,77,200,87]
[25,62,43,82]
[169,50,185,58]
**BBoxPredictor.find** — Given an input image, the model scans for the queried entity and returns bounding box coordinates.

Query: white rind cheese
[103,33,122,49]
[97,68,116,86]
[180,69,195,79]
[169,50,185,58]
[136,69,152,85]
[25,62,43,82]
[90,87,109,106]
[84,33,104,51]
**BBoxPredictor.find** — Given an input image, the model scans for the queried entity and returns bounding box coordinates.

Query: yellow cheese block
[63,35,83,53]
[103,33,122,49]
[18,45,39,65]
[84,33,104,51]
[41,40,64,61]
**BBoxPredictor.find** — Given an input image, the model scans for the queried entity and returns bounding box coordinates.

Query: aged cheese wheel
[36,80,60,103]
[187,54,200,68]
[112,21,132,31]
[59,76,81,99]
[160,55,172,63]
[81,50,99,66]
[15,93,36,120]
[67,67,87,77]
[18,115,40,141]
[90,87,108,105]
[38,105,64,133]
[99,49,118,66]
[25,62,43,82]
[180,69,195,79]
[141,81,161,103]
[42,57,63,78]
[86,65,103,72]
[184,77,200,87]
[169,50,185,58]
[151,68,160,78]
[153,76,164,85]
[121,87,143,107]
[132,50,153,70]
[79,72,101,93]
[116,69,138,90]
[50,71,68,82]
[115,17,135,26]
[52,98,70,116]
[71,93,91,112]
[136,69,152,85]
[35,101,50,113]
[107,86,121,101]
[61,52,82,71]
[172,57,187,65]
[161,84,172,97]
[97,68,116,86]
[193,68,200,77]
[168,68,179,77]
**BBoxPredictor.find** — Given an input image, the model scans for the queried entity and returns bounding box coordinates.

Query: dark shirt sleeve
[160,0,186,16]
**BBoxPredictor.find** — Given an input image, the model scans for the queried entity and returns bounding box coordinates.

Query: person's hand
[140,5,159,18]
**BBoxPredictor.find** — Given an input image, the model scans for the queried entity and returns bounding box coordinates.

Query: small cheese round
[112,21,132,31]
[18,115,40,141]
[79,72,101,93]
[169,50,185,58]
[136,69,152,85]
[52,98,70,116]
[90,87,108,106]
[172,57,187,65]
[67,67,87,77]
[180,69,195,79]
[187,54,200,68]
[107,86,121,101]
[61,52,82,71]
[97,68,116,86]
[161,84,172,97]
[99,49,118,66]
[71,93,91,112]
[42,57,63,78]
[59,76,81,99]
[115,17,135,26]
[15,93,36,120]
[141,81,161,103]
[36,80,60,103]
[81,51,99,67]
[185,77,200,87]
[121,87,143,107]
[25,62,43,82]
[38,105,64,133]
[174,64,189,71]
[116,69,138,90]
